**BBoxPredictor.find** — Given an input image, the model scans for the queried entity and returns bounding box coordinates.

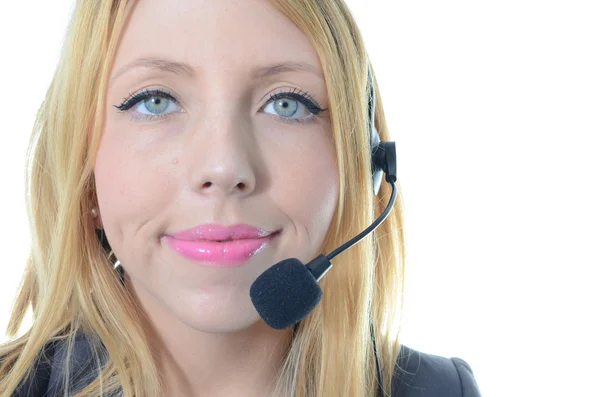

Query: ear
[85,187,104,230]
[92,208,104,230]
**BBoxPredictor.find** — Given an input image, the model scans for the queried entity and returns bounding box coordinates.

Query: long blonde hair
[0,1,406,396]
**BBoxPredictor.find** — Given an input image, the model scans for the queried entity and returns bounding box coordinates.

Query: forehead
[111,0,323,82]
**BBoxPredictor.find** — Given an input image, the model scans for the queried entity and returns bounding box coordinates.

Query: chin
[182,311,263,334]
[169,292,264,334]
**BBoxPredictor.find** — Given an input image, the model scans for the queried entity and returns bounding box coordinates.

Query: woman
[0,0,481,396]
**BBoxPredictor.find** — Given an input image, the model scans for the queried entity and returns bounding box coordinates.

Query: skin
[92,0,339,396]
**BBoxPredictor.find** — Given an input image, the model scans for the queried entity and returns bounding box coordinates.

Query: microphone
[249,171,397,330]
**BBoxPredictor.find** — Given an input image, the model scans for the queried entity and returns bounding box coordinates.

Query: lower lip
[163,232,279,267]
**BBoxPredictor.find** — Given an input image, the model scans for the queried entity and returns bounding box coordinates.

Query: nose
[186,114,258,198]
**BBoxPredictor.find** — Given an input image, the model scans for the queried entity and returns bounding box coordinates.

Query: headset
[95,65,397,397]
[249,65,397,397]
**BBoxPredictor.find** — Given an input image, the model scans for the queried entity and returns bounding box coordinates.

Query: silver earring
[91,207,99,218]
[114,259,125,285]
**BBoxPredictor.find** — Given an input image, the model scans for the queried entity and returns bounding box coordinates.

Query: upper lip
[166,224,279,241]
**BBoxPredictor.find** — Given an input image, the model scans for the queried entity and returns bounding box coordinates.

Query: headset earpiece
[368,66,396,196]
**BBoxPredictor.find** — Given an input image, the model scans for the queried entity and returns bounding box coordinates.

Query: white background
[1,1,599,396]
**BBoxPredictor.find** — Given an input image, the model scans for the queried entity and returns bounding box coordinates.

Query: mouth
[167,223,278,242]
[164,230,281,267]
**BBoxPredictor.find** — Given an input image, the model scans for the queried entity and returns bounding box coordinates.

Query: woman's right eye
[114,89,182,121]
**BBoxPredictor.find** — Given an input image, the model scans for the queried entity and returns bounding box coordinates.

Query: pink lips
[163,224,279,267]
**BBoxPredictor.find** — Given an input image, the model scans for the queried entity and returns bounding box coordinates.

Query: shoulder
[391,345,482,397]
[1,340,57,397]
[2,333,106,397]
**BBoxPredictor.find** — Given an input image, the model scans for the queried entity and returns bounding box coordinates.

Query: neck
[157,322,292,397]
[125,275,293,397]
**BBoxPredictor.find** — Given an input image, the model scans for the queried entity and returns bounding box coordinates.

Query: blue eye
[114,89,182,121]
[262,89,326,124]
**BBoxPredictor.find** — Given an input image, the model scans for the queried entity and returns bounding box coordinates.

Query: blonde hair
[0,1,406,396]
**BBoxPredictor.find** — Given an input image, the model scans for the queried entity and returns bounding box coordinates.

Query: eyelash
[113,87,327,124]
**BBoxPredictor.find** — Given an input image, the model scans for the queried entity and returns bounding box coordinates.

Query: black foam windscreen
[249,258,323,330]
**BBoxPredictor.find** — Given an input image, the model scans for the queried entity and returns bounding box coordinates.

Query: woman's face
[94,0,339,333]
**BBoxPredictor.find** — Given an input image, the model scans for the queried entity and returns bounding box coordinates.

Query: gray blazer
[8,332,481,396]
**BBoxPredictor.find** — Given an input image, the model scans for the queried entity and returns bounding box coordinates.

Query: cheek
[271,139,339,251]
[93,132,178,239]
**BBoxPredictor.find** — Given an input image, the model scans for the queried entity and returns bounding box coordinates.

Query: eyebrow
[109,57,324,84]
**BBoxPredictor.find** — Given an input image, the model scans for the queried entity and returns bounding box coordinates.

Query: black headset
[367,65,398,397]
[367,65,397,397]
[249,65,397,397]
[95,65,397,397]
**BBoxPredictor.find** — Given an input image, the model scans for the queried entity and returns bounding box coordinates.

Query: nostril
[202,182,212,188]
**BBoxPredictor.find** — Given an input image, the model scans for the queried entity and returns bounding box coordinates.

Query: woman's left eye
[262,90,326,124]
